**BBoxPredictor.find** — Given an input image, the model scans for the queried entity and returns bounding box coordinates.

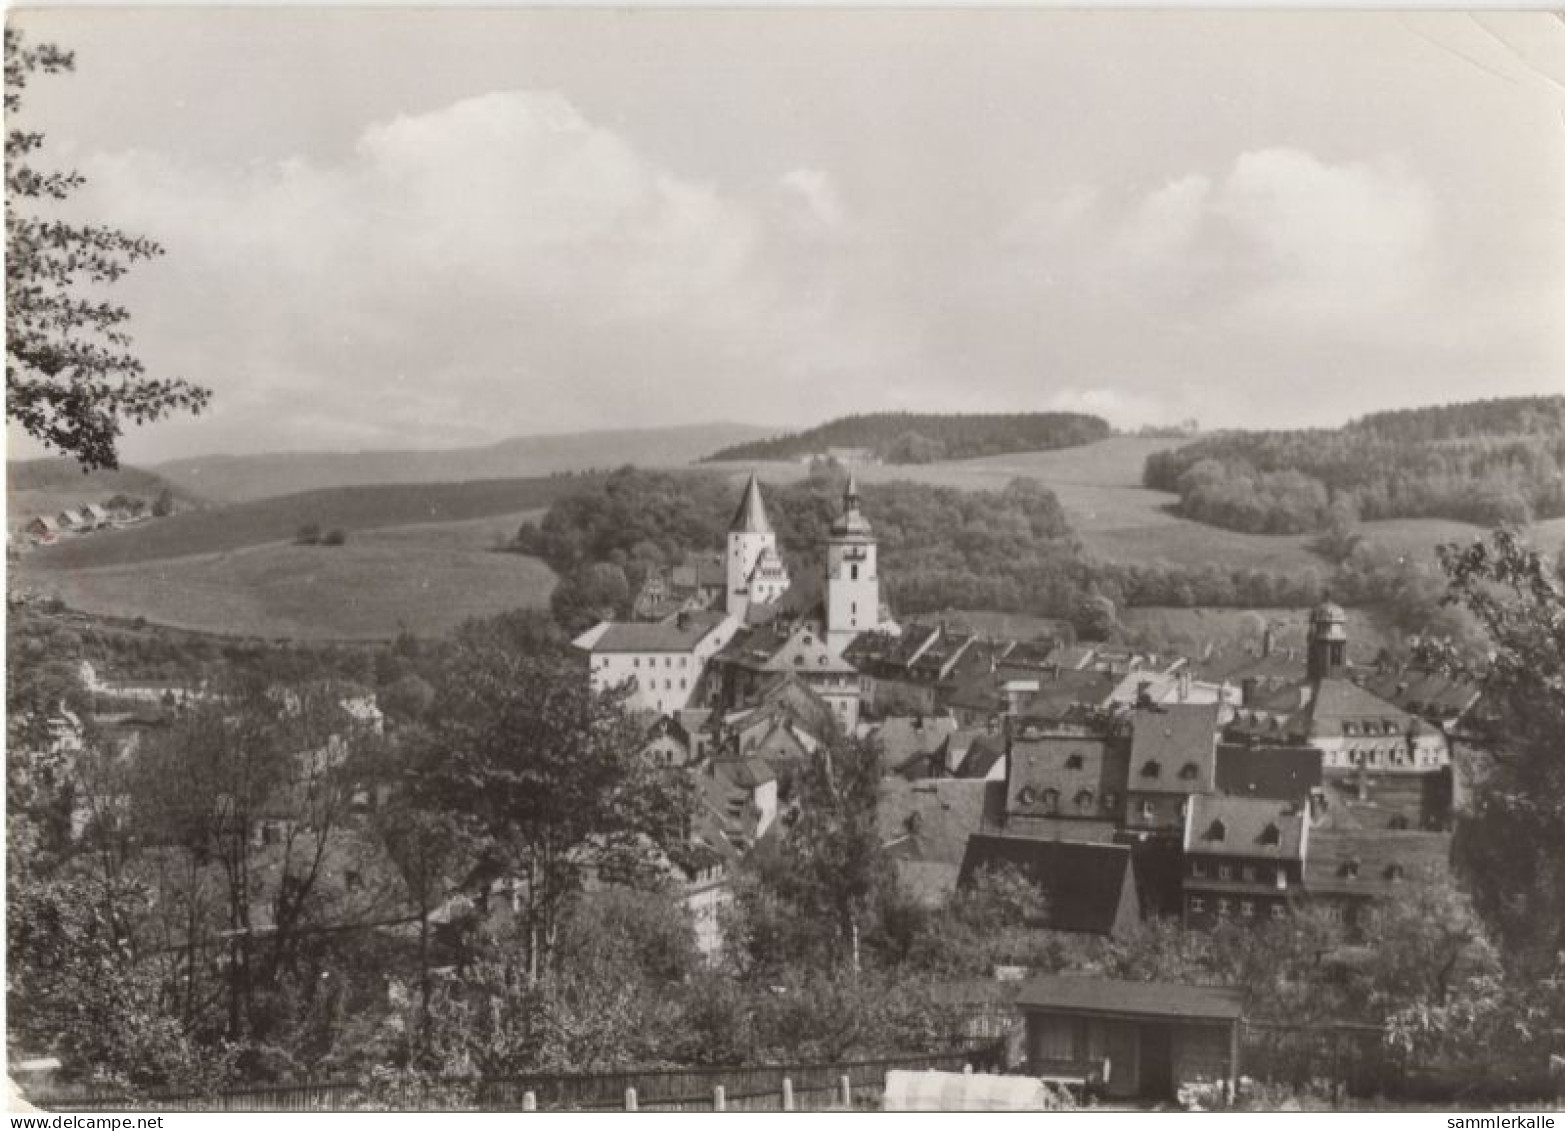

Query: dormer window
[1018,786,1037,806]
[1074,789,1094,811]
[1065,753,1084,770]
[1386,864,1405,882]
[1142,760,1161,779]
[1259,823,1281,846]
[1340,859,1360,880]
[1206,819,1226,842]
[1042,788,1060,811]
[1179,762,1199,781]
[1343,722,1356,736]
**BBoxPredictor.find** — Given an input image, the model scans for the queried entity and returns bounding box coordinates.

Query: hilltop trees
[1144,397,1565,535]
[5,29,210,470]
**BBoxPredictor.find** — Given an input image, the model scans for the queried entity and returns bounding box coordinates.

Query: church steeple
[831,471,873,539]
[825,470,878,655]
[729,472,772,534]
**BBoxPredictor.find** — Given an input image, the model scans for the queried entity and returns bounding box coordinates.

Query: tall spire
[729,472,772,533]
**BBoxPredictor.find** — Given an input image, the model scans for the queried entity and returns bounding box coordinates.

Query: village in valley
[6,8,1565,1118]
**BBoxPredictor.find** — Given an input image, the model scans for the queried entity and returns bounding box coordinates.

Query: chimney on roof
[1262,624,1275,658]
[676,610,691,631]
[1241,677,1258,707]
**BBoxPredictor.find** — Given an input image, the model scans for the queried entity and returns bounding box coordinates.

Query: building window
[1190,897,1206,914]
[1207,819,1226,842]
[1217,898,1231,918]
[1240,900,1255,919]
[1065,753,1084,769]
[633,658,640,668]
[851,565,859,580]
[1218,863,1233,881]
[1179,761,1199,781]
[1140,800,1155,821]
[1260,822,1281,846]
[1270,904,1287,921]
[1242,865,1256,882]
[1141,760,1161,779]
[1191,860,1206,879]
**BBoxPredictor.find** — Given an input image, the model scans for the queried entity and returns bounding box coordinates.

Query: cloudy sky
[8,8,1564,462]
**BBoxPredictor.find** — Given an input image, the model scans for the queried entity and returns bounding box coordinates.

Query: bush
[296,523,322,546]
[323,529,347,547]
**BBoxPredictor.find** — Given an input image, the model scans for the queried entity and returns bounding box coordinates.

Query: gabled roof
[1129,703,1220,794]
[729,473,772,534]
[1185,794,1307,860]
[878,778,1006,865]
[953,732,1007,779]
[1015,976,1244,1021]
[1214,744,1322,803]
[1304,678,1419,738]
[873,714,960,766]
[584,609,730,653]
[959,834,1140,937]
[1304,828,1452,898]
[1006,734,1128,820]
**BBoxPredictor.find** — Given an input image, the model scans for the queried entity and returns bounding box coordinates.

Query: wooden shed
[1015,976,1244,1102]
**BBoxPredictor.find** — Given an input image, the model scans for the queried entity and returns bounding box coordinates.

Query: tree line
[517,466,1475,649]
[703,412,1111,465]
[1144,396,1565,534]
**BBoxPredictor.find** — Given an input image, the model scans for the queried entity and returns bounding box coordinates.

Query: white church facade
[575,473,892,718]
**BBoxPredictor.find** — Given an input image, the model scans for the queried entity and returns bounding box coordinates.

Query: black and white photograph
[5,5,1564,1116]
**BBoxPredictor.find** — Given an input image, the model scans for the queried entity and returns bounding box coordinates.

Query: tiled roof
[958,835,1140,936]
[1014,976,1244,1021]
[588,610,730,653]
[1361,669,1482,720]
[1214,744,1322,802]
[873,715,960,766]
[1017,669,1119,721]
[1304,828,1452,898]
[1129,703,1220,794]
[1185,795,1307,860]
[1006,735,1128,821]
[953,732,1007,779]
[1305,679,1418,738]
[878,778,1006,865]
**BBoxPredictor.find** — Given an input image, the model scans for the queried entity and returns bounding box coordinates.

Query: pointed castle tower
[825,472,879,656]
[726,473,783,620]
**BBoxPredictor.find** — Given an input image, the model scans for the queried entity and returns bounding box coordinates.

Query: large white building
[575,609,740,715]
[577,474,889,720]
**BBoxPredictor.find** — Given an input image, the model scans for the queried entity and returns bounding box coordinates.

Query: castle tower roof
[730,473,772,534]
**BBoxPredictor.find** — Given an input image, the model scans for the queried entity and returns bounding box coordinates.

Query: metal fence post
[713,1084,726,1112]
[625,1087,637,1112]
[838,1075,851,1108]
[521,1091,536,1112]
[782,1077,794,1112]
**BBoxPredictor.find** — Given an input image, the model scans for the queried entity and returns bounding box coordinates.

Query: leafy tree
[771,736,887,973]
[151,487,176,518]
[296,523,322,546]
[1429,529,1565,974]
[5,29,210,469]
[322,528,347,547]
[421,620,689,981]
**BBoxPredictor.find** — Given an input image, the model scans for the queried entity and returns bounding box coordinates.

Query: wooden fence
[27,1041,1009,1113]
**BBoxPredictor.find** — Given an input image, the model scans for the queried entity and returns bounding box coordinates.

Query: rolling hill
[7,458,204,522]
[151,422,774,504]
[702,412,1110,464]
[19,475,600,572]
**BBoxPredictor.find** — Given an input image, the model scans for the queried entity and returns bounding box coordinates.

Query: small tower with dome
[1306,598,1349,683]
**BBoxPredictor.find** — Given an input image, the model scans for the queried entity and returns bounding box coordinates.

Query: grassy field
[710,436,1564,572]
[23,476,595,571]
[1118,605,1399,659]
[20,518,556,641]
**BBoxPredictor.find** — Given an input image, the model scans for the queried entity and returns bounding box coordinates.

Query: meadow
[20,515,555,641]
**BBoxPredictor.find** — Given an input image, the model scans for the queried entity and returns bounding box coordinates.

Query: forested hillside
[516,467,1475,647]
[1144,397,1565,534]
[704,412,1111,465]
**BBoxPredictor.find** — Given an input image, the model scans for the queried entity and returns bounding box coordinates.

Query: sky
[7,8,1565,463]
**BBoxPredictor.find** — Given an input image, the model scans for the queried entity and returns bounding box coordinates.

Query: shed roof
[1015,976,1245,1021]
[1129,703,1220,794]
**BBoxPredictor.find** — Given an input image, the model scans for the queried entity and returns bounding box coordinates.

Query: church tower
[825,472,879,656]
[726,473,776,620]
[1306,599,1348,682]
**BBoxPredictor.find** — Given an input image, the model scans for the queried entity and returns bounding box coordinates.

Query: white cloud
[781,167,847,230]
